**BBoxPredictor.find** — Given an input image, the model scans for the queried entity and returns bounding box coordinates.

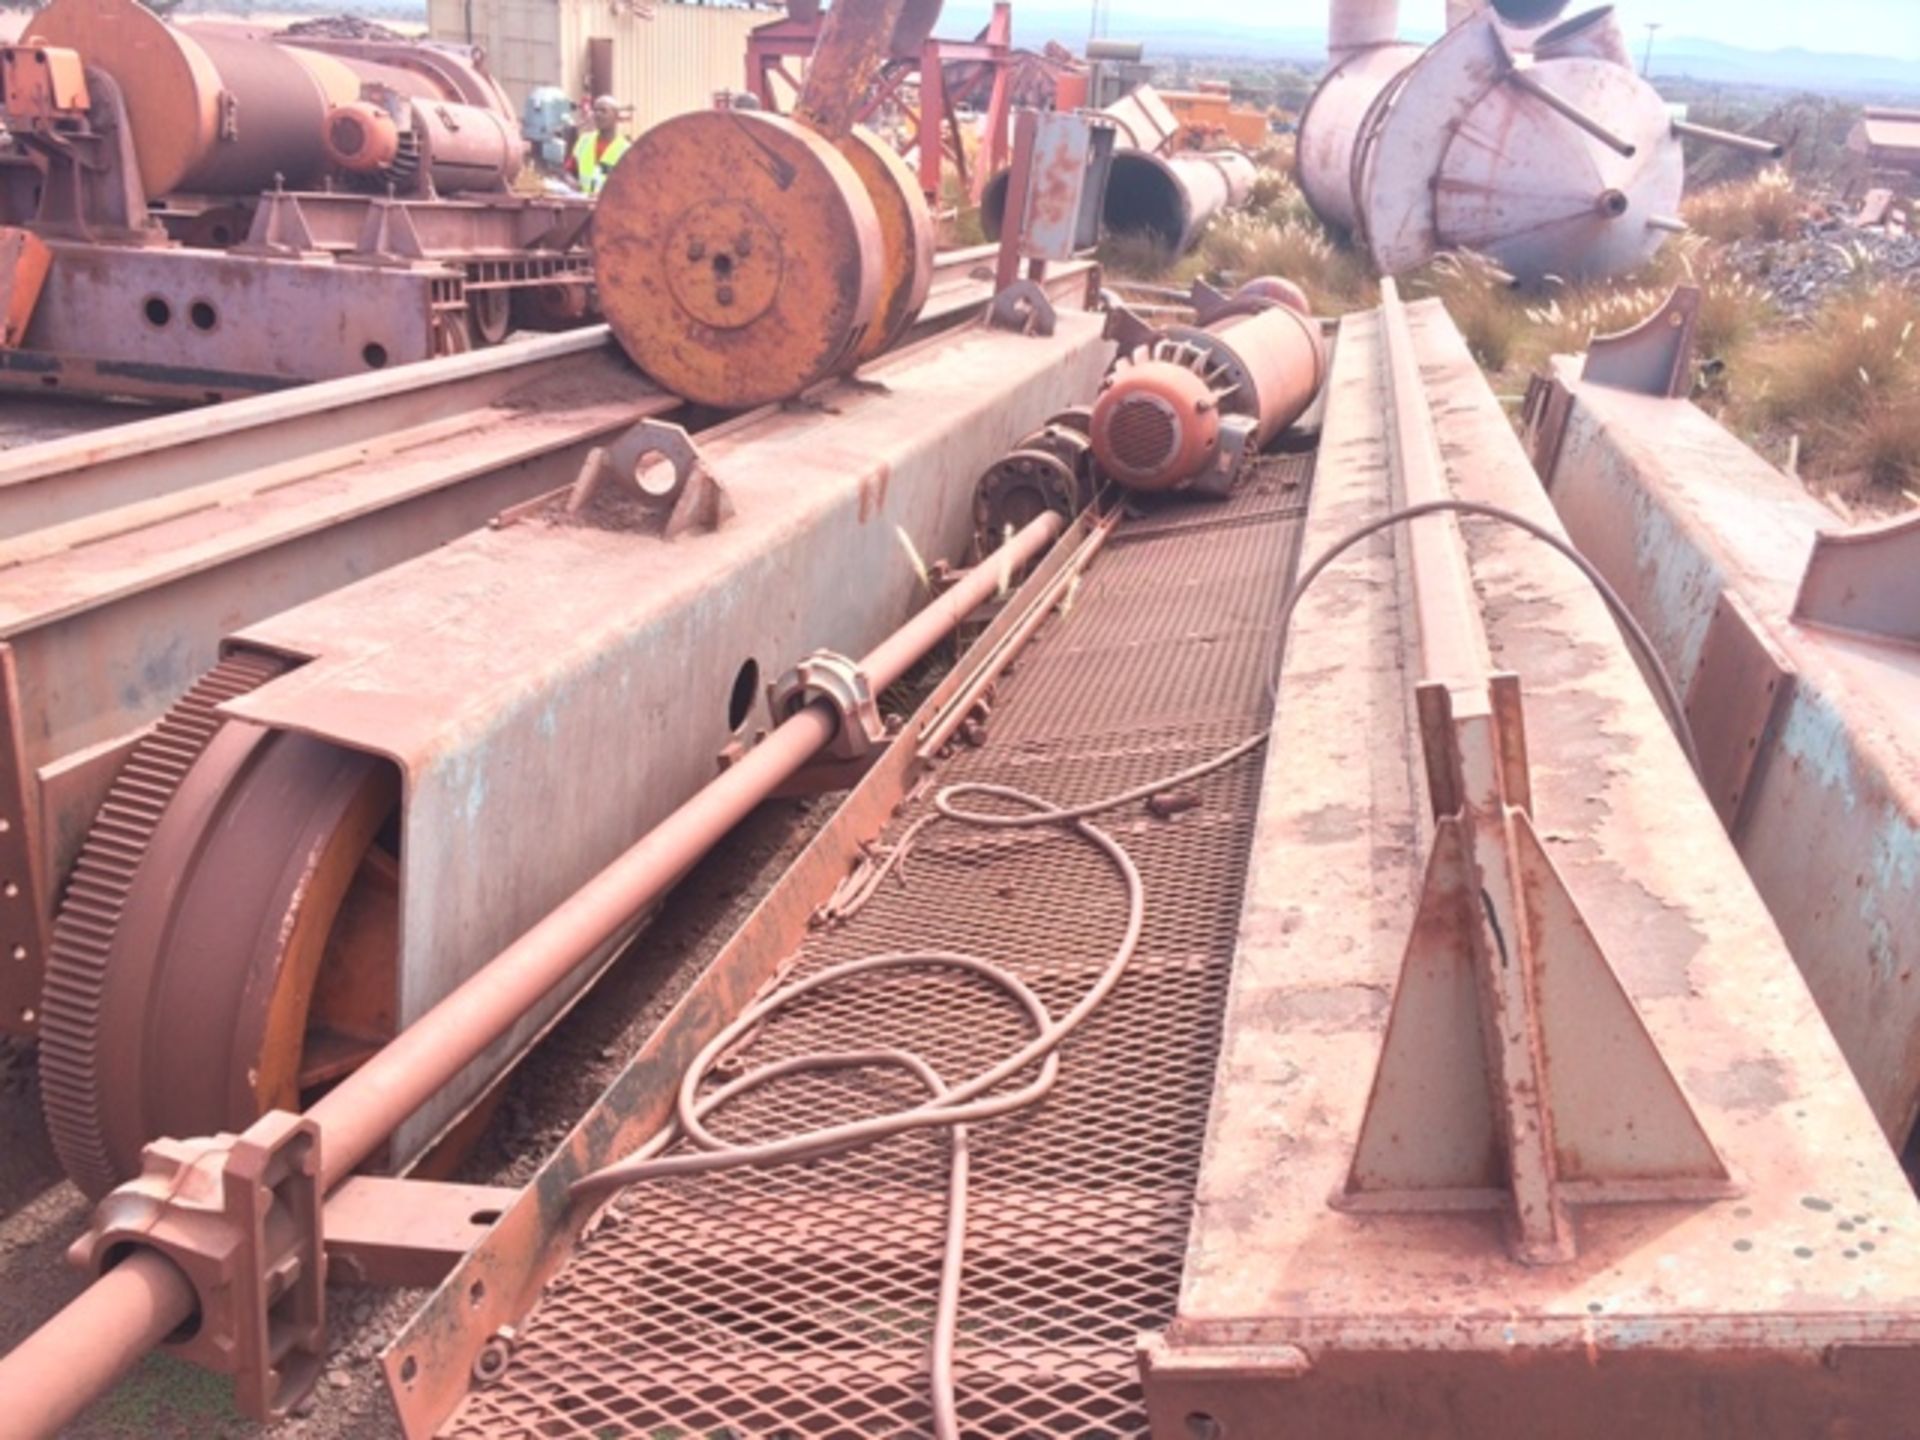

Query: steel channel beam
[1141,298,1920,1435]
[0,508,1076,1440]
[0,324,619,536]
[215,312,1113,1166]
[1536,355,1920,1152]
[376,501,1110,1439]
[0,260,1086,1040]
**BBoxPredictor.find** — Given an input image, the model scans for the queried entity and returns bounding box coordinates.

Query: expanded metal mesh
[451,457,1312,1439]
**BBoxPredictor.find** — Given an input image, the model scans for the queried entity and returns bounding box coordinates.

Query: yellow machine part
[838,126,934,365]
[591,110,886,409]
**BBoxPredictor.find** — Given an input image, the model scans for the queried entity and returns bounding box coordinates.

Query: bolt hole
[363,342,389,369]
[468,1279,486,1308]
[188,300,218,331]
[1186,1414,1224,1440]
[142,296,172,328]
[711,253,734,278]
[728,658,759,732]
[399,1355,418,1384]
[632,449,679,498]
[0,816,9,832]
[10,946,24,962]
[470,1208,503,1226]
[19,1007,33,1024]
[2,882,16,898]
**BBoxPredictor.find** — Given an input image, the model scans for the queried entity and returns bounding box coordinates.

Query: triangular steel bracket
[1337,681,1735,1263]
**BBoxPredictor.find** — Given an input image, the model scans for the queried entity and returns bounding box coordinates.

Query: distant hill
[939,3,1920,98]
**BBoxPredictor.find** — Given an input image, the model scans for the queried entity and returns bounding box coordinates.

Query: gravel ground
[0,794,834,1439]
[1726,220,1920,317]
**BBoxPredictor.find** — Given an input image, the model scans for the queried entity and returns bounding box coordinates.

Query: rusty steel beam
[206,313,1111,1167]
[0,507,1070,1440]
[1140,292,1920,1435]
[0,253,1090,1045]
[379,499,1119,1438]
[1528,309,1920,1155]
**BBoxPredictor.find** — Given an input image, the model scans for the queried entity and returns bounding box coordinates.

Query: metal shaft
[1507,67,1637,158]
[0,508,1065,1437]
[0,1250,196,1439]
[312,508,1063,1185]
[1671,119,1785,159]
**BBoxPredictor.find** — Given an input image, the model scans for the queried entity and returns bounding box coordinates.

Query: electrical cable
[569,494,1700,1439]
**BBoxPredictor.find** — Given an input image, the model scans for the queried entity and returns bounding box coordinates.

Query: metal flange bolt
[768,651,886,760]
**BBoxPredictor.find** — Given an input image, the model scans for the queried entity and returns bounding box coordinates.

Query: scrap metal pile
[0,1,1918,1438]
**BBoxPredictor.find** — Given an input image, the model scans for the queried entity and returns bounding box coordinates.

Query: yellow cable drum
[592,110,932,408]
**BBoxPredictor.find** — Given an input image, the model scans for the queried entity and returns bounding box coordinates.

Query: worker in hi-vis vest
[568,95,631,196]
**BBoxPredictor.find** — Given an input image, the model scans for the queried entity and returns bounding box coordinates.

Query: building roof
[1854,109,1920,160]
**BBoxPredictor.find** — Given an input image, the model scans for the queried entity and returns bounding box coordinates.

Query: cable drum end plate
[592,111,886,409]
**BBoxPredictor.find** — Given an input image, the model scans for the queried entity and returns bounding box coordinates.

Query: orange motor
[322,100,401,173]
[1089,359,1221,493]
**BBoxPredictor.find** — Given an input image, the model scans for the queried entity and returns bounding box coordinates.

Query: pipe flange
[974,447,1081,552]
[769,651,885,760]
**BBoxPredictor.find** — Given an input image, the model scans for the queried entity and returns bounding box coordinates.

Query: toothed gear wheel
[39,651,287,1197]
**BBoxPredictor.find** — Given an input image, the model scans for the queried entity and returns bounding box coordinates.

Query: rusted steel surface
[593,110,885,407]
[206,316,1111,1169]
[379,499,1114,1437]
[0,324,619,535]
[29,0,519,198]
[13,241,444,392]
[1336,282,1730,1268]
[1537,355,1920,1153]
[423,457,1311,1440]
[1298,3,1686,281]
[1146,299,1920,1435]
[0,351,674,1044]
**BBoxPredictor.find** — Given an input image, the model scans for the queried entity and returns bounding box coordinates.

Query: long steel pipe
[984,148,1249,254]
[0,508,1067,1439]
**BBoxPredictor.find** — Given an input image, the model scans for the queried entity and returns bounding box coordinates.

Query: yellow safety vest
[573,131,632,196]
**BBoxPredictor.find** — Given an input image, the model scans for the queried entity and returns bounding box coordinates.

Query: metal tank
[1298,1,1702,282]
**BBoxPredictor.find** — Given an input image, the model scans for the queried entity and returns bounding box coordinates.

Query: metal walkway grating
[448,455,1313,1439]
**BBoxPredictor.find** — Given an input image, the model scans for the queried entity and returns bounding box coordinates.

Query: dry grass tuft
[1199,210,1375,312]
[1737,282,1920,494]
[1681,167,1803,244]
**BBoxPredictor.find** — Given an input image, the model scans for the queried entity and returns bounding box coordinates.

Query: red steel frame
[746,2,1013,203]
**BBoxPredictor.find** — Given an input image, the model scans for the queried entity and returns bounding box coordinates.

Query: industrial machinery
[1,2,1919,1434]
[1093,278,1325,492]
[0,0,594,398]
[1298,0,1782,282]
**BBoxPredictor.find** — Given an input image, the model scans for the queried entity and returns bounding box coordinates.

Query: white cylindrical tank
[1297,2,1686,283]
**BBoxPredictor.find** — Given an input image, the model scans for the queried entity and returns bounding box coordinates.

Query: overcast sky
[977,1,1920,59]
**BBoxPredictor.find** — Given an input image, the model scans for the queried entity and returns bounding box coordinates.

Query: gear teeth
[38,651,284,1198]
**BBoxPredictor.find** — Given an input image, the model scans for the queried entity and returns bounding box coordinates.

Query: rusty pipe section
[1092,288,1326,491]
[984,148,1254,254]
[0,1250,198,1439]
[0,509,1066,1440]
[1672,118,1787,158]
